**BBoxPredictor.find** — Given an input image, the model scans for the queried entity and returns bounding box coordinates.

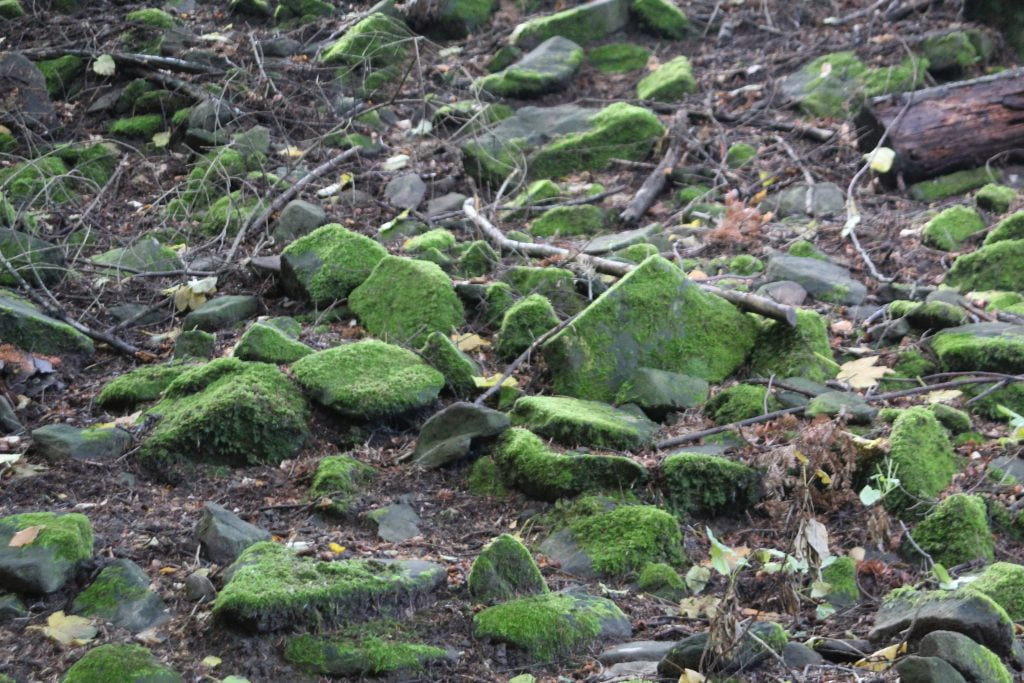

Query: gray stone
[599,640,677,664]
[764,254,867,305]
[895,656,969,683]
[0,53,57,130]
[764,182,845,218]
[0,229,64,286]
[272,199,326,243]
[756,280,808,306]
[918,630,1013,683]
[478,36,583,97]
[261,37,301,57]
[614,367,709,420]
[32,424,132,462]
[658,623,788,675]
[584,224,661,255]
[91,238,182,276]
[173,329,215,358]
[426,192,467,218]
[384,173,427,210]
[366,502,421,543]
[188,98,236,131]
[0,512,92,594]
[468,534,547,603]
[72,559,168,633]
[0,593,27,621]
[511,0,630,48]
[196,503,271,565]
[412,402,510,468]
[813,638,870,663]
[181,295,259,332]
[601,661,658,680]
[109,304,165,328]
[775,377,830,408]
[233,322,311,364]
[804,391,877,424]
[184,572,216,602]
[783,642,825,670]
[539,527,597,578]
[0,396,22,434]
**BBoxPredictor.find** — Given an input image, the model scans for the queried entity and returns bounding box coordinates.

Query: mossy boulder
[965,562,1024,620]
[510,0,630,48]
[544,255,757,401]
[947,240,1024,292]
[983,210,1024,246]
[280,223,388,304]
[496,294,559,360]
[404,228,455,254]
[213,541,445,632]
[530,204,607,237]
[614,367,709,420]
[911,494,994,567]
[419,331,480,395]
[881,406,958,518]
[0,0,25,18]
[140,358,309,468]
[782,52,926,119]
[1,228,65,286]
[309,454,375,516]
[920,30,984,73]
[707,384,780,424]
[588,43,649,73]
[320,13,411,67]
[502,266,584,316]
[233,322,311,364]
[910,167,1002,202]
[918,630,1012,683]
[0,289,93,356]
[125,7,177,27]
[0,512,92,594]
[349,256,464,347]
[0,156,72,205]
[889,299,969,330]
[91,237,182,276]
[510,395,658,450]
[637,562,685,599]
[96,361,196,412]
[748,309,838,383]
[661,452,760,517]
[492,427,647,501]
[821,556,859,607]
[473,592,630,660]
[291,340,444,419]
[37,55,84,98]
[284,634,448,677]
[468,534,548,603]
[62,644,181,683]
[31,424,132,463]
[636,56,696,102]
[631,0,689,38]
[181,295,259,332]
[922,205,986,251]
[199,191,266,236]
[976,183,1016,213]
[931,322,1024,373]
[477,36,583,98]
[71,559,167,633]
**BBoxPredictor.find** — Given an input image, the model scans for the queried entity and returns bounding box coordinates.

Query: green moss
[976,183,1016,213]
[862,56,929,97]
[588,43,649,73]
[821,556,859,605]
[508,179,561,215]
[637,561,684,596]
[0,290,93,354]
[707,384,779,424]
[456,240,500,278]
[921,205,986,251]
[503,266,582,316]
[892,349,936,378]
[566,499,685,577]
[678,184,713,206]
[284,634,446,676]
[478,41,584,97]
[420,331,479,395]
[309,455,375,516]
[882,406,958,518]
[37,55,83,98]
[928,402,971,434]
[931,323,1024,372]
[200,191,265,236]
[404,228,455,253]
[279,223,388,304]
[511,395,657,450]
[530,204,606,237]
[910,167,1001,202]
[468,534,547,602]
[492,427,647,501]
[794,52,868,118]
[291,340,444,419]
[614,243,660,263]
[636,56,696,102]
[474,592,625,660]
[0,511,92,563]
[233,323,311,363]
[0,0,25,19]
[787,239,827,260]
[921,31,979,71]
[725,143,756,168]
[965,562,1024,620]
[661,452,760,517]
[631,0,689,38]
[0,156,72,204]
[889,299,969,331]
[483,282,516,327]
[320,13,411,67]
[946,240,1024,291]
[141,359,308,467]
[912,493,993,566]
[71,561,150,616]
[108,114,164,138]
[349,256,464,347]
[125,7,175,27]
[467,456,508,496]
[511,0,629,47]
[497,294,559,360]
[748,309,838,382]
[983,210,1024,245]
[528,103,666,180]
[62,644,181,683]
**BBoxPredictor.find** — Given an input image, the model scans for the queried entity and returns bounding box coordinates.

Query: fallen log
[856,66,1024,185]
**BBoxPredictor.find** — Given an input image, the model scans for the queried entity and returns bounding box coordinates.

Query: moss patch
[707,384,780,424]
[468,534,548,603]
[511,395,657,450]
[631,0,689,39]
[882,406,958,518]
[748,309,838,382]
[96,363,197,412]
[284,634,447,676]
[912,493,993,566]
[976,183,1016,213]
[496,294,559,360]
[661,452,760,518]
[309,454,375,516]
[530,204,606,237]
[910,167,1001,202]
[931,323,1024,373]
[965,562,1024,620]
[821,556,859,606]
[636,56,696,102]
[588,43,649,73]
[62,644,181,683]
[922,205,986,251]
[280,223,388,304]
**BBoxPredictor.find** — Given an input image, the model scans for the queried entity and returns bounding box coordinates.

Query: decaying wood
[619,109,688,224]
[19,48,223,75]
[857,66,1024,184]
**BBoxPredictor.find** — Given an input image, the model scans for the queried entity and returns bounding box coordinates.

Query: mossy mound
[890,300,969,330]
[280,223,388,304]
[108,114,164,138]
[965,562,1024,620]
[96,361,197,412]
[748,309,838,383]
[496,294,559,360]
[931,323,1024,373]
[976,183,1016,213]
[510,395,658,450]
[912,493,994,567]
[213,541,445,632]
[631,0,689,39]
[921,205,986,251]
[349,256,464,347]
[309,454,375,516]
[62,644,181,683]
[661,452,760,517]
[636,56,696,102]
[544,255,757,401]
[468,534,548,603]
[233,322,311,364]
[588,43,650,73]
[502,266,583,316]
[291,340,444,419]
[70,559,166,633]
[0,511,93,593]
[492,428,647,501]
[510,0,629,48]
[821,556,859,606]
[910,167,1002,202]
[0,156,73,204]
[530,204,606,237]
[473,592,629,661]
[200,191,266,236]
[404,228,455,253]
[419,331,480,395]
[284,634,448,676]
[881,406,958,518]
[38,55,84,98]
[321,13,411,66]
[140,358,309,468]
[0,289,93,356]
[983,211,1024,246]
[637,562,685,599]
[125,7,176,27]
[783,52,927,118]
[707,384,780,424]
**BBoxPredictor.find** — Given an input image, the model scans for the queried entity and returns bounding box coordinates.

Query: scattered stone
[425,192,466,218]
[984,211,1024,245]
[279,223,388,304]
[783,642,825,669]
[511,395,658,450]
[614,367,708,420]
[503,265,584,316]
[412,402,510,468]
[468,534,547,603]
[636,56,696,102]
[0,53,57,130]
[890,299,969,330]
[707,383,779,424]
[384,173,427,210]
[661,452,760,517]
[284,633,449,677]
[478,36,583,97]
[911,493,994,567]
[309,454,375,516]
[496,294,559,360]
[62,644,182,683]
[918,629,1012,683]
[804,391,877,424]
[196,503,271,565]
[91,237,181,276]
[530,204,606,237]
[366,502,421,543]
[173,329,215,359]
[181,295,259,332]
[0,511,92,594]
[931,323,1024,373]
[757,280,808,306]
[473,591,631,660]
[630,0,690,38]
[764,254,867,305]
[749,309,837,382]
[184,572,216,602]
[31,424,132,462]
[510,0,630,48]
[975,183,1016,213]
[71,559,167,633]
[920,29,986,74]
[271,199,326,243]
[637,562,684,600]
[213,542,446,632]
[233,322,311,363]
[96,361,196,412]
[1,229,64,286]
[419,331,480,395]
[292,340,444,419]
[599,640,676,664]
[814,638,871,663]
[582,224,660,255]
[922,205,986,251]
[964,562,1024,620]
[658,622,788,675]
[895,655,968,683]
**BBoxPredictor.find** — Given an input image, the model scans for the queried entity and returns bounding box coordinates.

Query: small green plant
[859,460,900,506]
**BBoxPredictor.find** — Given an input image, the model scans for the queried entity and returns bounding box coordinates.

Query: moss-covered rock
[928,402,972,434]
[922,205,986,251]
[473,592,630,660]
[0,229,64,286]
[71,559,167,633]
[636,56,696,102]
[284,634,448,676]
[983,210,1024,246]
[62,644,182,683]
[931,322,1024,373]
[881,406,958,518]
[748,309,837,383]
[468,534,548,603]
[309,454,375,516]
[492,427,647,501]
[0,156,73,204]
[455,240,499,278]
[920,30,982,73]
[502,266,583,316]
[181,295,259,333]
[233,322,311,364]
[140,358,309,468]
[910,167,1001,202]
[0,289,92,356]
[321,13,411,67]
[403,228,455,254]
[965,562,1024,621]
[292,340,444,419]
[0,0,25,19]
[544,256,757,401]
[0,511,92,593]
[890,299,969,330]
[631,0,689,38]
[821,556,859,606]
[200,191,266,236]
[918,629,1012,683]
[947,240,1024,291]
[510,0,630,48]
[661,451,760,517]
[213,541,445,632]
[125,7,176,27]
[477,36,583,98]
[96,361,196,411]
[587,43,649,73]
[614,367,708,420]
[108,114,164,138]
[280,223,388,304]
[419,331,479,396]
[911,493,993,567]
[468,455,507,496]
[530,204,606,237]
[496,294,559,360]
[349,256,464,347]
[37,55,83,98]
[976,183,1016,213]
[707,384,780,424]
[511,395,657,450]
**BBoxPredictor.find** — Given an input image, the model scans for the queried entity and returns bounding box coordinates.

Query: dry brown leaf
[9,525,44,548]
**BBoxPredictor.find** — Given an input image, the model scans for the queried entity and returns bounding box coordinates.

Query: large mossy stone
[918,629,1012,683]
[291,340,444,419]
[631,0,689,38]
[614,367,708,420]
[0,228,64,285]
[468,534,547,603]
[196,502,272,565]
[543,255,757,401]
[213,541,446,632]
[921,205,986,251]
[0,511,92,594]
[946,240,1024,292]
[284,634,449,677]
[510,0,629,49]
[279,223,387,304]
[881,406,958,518]
[473,592,631,660]
[232,322,311,364]
[320,12,412,66]
[492,428,647,501]
[964,562,1024,621]
[477,36,583,97]
[419,331,480,395]
[748,309,838,382]
[309,454,375,516]
[911,494,994,567]
[181,295,259,332]
[636,56,696,102]
[510,395,658,450]
[140,358,309,468]
[0,289,92,356]
[661,452,760,517]
[349,256,464,347]
[71,559,167,633]
[95,361,196,412]
[931,322,1024,373]
[412,402,510,468]
[62,644,182,683]
[496,294,559,360]
[32,424,132,462]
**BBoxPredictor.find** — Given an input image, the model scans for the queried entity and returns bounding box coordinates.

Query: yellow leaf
[338,172,353,188]
[172,286,191,312]
[473,375,518,389]
[815,469,832,485]
[752,188,768,205]
[837,356,894,390]
[863,147,896,174]
[681,670,707,683]
[328,542,345,554]
[280,145,304,158]
[29,611,97,646]
[188,291,207,311]
[926,389,962,404]
[9,525,44,547]
[794,450,809,465]
[688,269,708,281]
[453,333,491,352]
[202,656,222,668]
[159,566,177,575]
[854,642,906,671]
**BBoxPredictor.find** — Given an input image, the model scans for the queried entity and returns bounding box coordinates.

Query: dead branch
[18,48,223,75]
[620,109,688,224]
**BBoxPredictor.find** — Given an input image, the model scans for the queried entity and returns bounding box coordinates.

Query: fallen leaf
[328,542,345,554]
[863,147,896,174]
[926,389,962,404]
[30,611,97,646]
[202,655,222,667]
[152,131,170,148]
[92,54,115,76]
[681,669,707,683]
[453,333,491,352]
[9,525,44,548]
[836,356,894,389]
[854,642,906,671]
